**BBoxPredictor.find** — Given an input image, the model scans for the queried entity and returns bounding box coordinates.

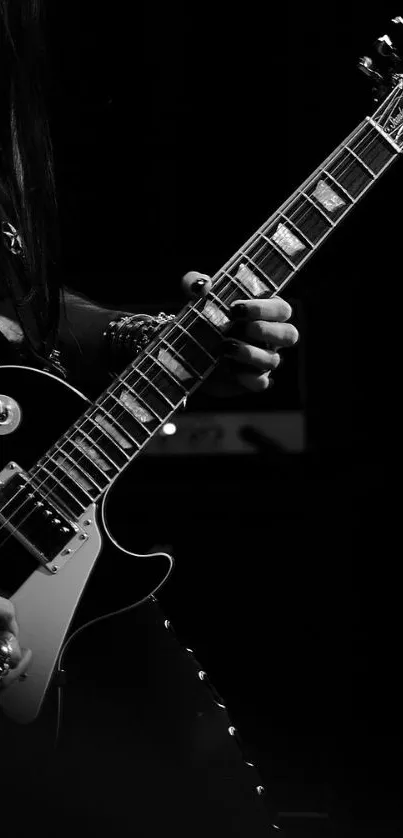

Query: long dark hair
[0,0,61,360]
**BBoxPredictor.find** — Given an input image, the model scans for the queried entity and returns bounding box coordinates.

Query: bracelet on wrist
[103,311,176,369]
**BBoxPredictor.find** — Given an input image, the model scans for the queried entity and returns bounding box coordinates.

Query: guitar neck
[30,89,402,519]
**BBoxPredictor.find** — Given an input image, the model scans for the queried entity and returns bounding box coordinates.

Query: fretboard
[30,110,400,520]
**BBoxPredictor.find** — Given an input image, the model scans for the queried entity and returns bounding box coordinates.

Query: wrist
[103,311,176,371]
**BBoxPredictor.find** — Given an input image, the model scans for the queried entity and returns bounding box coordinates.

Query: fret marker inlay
[157,348,192,381]
[55,456,93,492]
[313,179,345,212]
[75,439,112,472]
[94,413,133,450]
[271,223,305,257]
[119,391,153,423]
[202,301,229,329]
[236,263,267,296]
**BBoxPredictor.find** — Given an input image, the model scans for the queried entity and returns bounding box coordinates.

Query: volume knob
[0,395,21,434]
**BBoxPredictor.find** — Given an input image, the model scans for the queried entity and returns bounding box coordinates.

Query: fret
[351,124,397,173]
[92,402,136,451]
[104,391,152,444]
[180,306,225,352]
[365,117,401,155]
[239,250,280,287]
[264,219,310,266]
[175,321,216,362]
[322,169,355,204]
[116,372,164,424]
[344,145,376,178]
[286,192,332,244]
[310,178,349,220]
[231,260,270,297]
[208,272,245,307]
[162,322,216,373]
[47,454,100,504]
[236,252,262,281]
[31,461,86,519]
[299,190,336,226]
[218,269,256,301]
[207,287,231,316]
[209,287,231,309]
[244,240,293,288]
[227,270,258,298]
[278,212,315,249]
[35,460,96,505]
[199,297,231,331]
[58,437,114,487]
[48,454,101,496]
[144,348,190,394]
[114,373,162,428]
[82,413,132,468]
[24,97,402,533]
[158,337,204,382]
[88,408,133,457]
[137,354,188,406]
[126,366,176,414]
[64,427,119,477]
[50,446,104,495]
[35,459,93,502]
[158,345,200,383]
[259,230,297,268]
[327,147,374,198]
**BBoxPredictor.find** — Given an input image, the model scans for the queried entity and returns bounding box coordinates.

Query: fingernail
[230,303,247,319]
[190,278,208,294]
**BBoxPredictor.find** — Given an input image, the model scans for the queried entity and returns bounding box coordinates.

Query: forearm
[57,286,155,395]
[58,287,127,357]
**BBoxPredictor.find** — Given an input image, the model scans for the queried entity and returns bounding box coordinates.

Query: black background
[43,2,397,830]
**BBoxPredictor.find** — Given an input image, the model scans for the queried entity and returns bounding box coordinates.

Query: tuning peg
[375,34,400,62]
[358,56,383,81]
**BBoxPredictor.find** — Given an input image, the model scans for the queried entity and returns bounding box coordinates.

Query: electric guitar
[1,19,403,728]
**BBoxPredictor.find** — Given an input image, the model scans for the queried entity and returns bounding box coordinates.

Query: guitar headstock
[358,16,403,149]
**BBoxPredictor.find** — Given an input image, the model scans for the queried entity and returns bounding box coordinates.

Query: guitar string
[0,86,399,743]
[25,111,400,486]
[0,113,397,547]
[26,111,397,491]
[0,110,400,552]
[1,110,398,526]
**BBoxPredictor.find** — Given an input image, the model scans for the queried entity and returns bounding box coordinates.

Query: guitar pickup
[0,463,81,571]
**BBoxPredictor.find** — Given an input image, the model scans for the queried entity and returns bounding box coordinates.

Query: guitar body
[0,368,273,837]
[0,365,173,726]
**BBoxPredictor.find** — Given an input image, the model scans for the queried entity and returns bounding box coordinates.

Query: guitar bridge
[0,462,85,573]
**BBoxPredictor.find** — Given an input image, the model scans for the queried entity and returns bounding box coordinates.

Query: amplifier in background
[143,411,305,456]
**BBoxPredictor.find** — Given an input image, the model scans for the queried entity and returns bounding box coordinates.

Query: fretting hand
[182,271,299,397]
